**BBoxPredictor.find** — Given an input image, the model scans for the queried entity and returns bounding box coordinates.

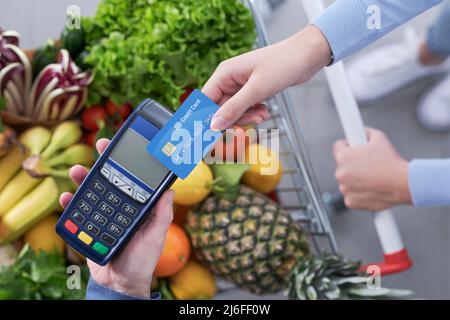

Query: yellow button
[78,231,93,245]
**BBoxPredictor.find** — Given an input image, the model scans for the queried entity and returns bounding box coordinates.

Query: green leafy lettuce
[83,0,256,109]
[0,245,88,300]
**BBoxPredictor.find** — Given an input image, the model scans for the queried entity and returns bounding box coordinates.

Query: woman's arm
[206,0,444,131]
[409,159,450,207]
[312,0,444,62]
[86,277,160,300]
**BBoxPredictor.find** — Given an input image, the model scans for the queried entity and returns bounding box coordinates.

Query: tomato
[81,106,107,131]
[83,130,98,147]
[266,190,280,203]
[179,88,194,104]
[105,100,132,119]
[114,118,126,131]
[210,126,250,162]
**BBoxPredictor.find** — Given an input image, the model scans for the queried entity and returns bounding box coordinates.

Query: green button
[93,242,109,255]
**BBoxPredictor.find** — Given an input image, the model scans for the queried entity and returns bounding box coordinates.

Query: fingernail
[211,115,226,131]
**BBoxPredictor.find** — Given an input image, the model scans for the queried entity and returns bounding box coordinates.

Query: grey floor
[1,0,449,299]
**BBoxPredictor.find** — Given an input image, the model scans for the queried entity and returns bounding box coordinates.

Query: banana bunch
[0,121,94,243]
[0,126,16,158]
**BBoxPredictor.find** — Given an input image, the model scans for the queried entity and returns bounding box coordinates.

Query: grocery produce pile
[0,0,412,300]
[81,0,256,108]
[0,30,92,125]
[0,122,92,299]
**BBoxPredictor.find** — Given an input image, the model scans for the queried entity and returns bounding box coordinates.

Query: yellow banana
[41,121,82,159]
[0,177,60,243]
[18,126,51,156]
[22,155,72,179]
[0,126,51,191]
[0,170,42,217]
[45,143,94,167]
[0,146,29,191]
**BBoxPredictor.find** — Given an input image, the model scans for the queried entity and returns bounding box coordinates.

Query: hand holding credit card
[147,89,223,179]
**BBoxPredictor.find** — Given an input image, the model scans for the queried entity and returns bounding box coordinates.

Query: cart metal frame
[246,0,338,255]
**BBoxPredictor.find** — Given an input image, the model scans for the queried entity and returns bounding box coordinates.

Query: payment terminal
[56,99,177,265]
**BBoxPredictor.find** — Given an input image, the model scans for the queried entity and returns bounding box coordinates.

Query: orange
[154,224,191,277]
[169,260,217,300]
[23,214,65,254]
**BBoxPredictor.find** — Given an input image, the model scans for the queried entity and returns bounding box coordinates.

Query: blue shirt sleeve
[86,277,161,300]
[408,159,450,207]
[312,0,444,62]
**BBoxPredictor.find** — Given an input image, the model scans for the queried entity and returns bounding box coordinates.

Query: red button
[64,220,78,234]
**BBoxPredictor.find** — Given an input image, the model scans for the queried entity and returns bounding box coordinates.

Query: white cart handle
[302,0,412,274]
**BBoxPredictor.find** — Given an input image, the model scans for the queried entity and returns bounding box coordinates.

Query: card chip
[162,142,176,156]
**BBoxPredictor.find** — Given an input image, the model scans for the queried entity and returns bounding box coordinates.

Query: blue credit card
[146,89,222,179]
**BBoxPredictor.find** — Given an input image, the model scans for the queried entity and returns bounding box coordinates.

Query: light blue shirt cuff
[86,277,161,300]
[409,159,450,207]
[312,0,444,63]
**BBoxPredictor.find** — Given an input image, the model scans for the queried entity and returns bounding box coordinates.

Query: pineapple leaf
[324,287,341,300]
[306,286,318,300]
[288,253,414,300]
[210,163,250,200]
[348,287,391,297]
[335,276,368,285]
[379,289,413,298]
[211,163,250,186]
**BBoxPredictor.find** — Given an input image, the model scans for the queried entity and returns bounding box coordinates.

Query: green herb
[83,0,255,109]
[0,244,88,300]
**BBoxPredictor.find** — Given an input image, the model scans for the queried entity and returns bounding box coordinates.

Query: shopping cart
[217,0,412,298]
[215,0,338,299]
[246,0,413,275]
[246,0,340,255]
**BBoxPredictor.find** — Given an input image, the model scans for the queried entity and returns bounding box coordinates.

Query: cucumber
[31,40,59,80]
[61,26,85,59]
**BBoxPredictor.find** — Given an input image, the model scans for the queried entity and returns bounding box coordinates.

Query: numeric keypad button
[71,211,85,224]
[99,201,115,216]
[78,200,92,214]
[107,223,123,236]
[100,233,116,245]
[122,203,137,215]
[86,222,100,235]
[92,180,106,194]
[106,192,121,206]
[85,189,99,204]
[92,212,107,226]
[115,213,131,227]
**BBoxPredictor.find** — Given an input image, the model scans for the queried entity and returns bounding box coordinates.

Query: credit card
[146,89,222,179]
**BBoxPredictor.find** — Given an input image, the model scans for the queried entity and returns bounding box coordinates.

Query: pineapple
[187,185,309,294]
[186,185,412,299]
